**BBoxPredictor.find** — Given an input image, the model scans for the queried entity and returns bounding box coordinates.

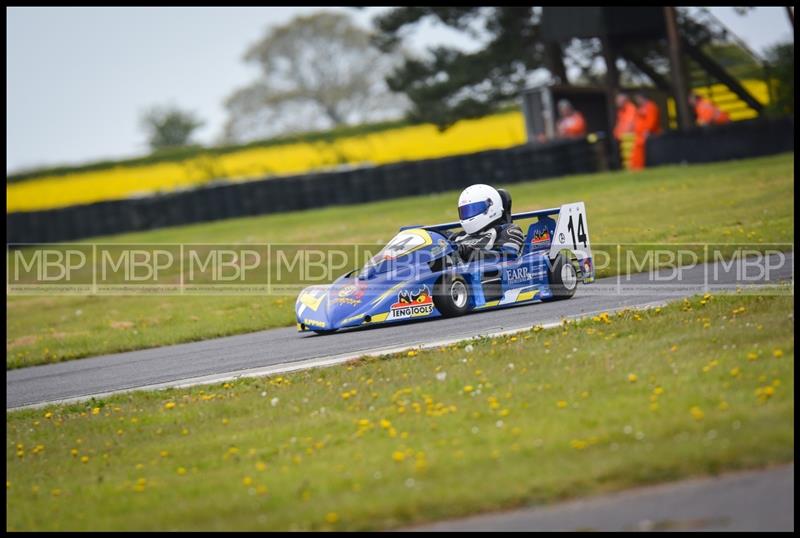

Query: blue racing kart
[296,200,594,334]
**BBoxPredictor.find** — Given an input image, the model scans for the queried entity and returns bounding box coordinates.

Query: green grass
[6,153,794,369]
[6,291,794,531]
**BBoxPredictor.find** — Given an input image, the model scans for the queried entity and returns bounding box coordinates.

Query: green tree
[223,12,408,143]
[374,7,551,129]
[140,106,204,151]
[375,7,759,130]
[765,41,794,116]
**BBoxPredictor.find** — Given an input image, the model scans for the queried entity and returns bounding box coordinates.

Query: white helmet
[457,184,504,234]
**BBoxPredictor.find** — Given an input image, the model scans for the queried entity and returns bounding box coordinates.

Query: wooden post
[664,6,693,130]
[601,36,621,169]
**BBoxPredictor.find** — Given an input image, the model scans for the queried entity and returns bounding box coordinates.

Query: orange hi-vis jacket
[694,96,731,126]
[557,111,587,138]
[634,99,662,138]
[630,99,662,170]
[613,101,637,140]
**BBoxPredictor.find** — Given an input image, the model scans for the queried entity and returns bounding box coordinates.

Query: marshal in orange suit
[630,93,662,170]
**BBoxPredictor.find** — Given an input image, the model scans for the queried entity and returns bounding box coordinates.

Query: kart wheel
[546,252,578,300]
[434,274,470,317]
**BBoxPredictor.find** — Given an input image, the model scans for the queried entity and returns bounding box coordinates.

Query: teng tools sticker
[388,286,434,320]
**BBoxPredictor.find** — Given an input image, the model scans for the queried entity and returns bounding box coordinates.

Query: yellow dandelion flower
[407,350,418,357]
[463,385,474,393]
[392,451,406,462]
[176,467,187,476]
[747,352,759,361]
[51,488,62,497]
[44,412,53,419]
[164,402,176,410]
[730,367,741,377]
[773,349,784,358]
[160,450,169,458]
[627,373,638,383]
[256,461,267,472]
[91,407,100,415]
[570,439,588,450]
[690,406,704,420]
[256,484,268,496]
[325,512,339,524]
[718,401,729,411]
[499,409,510,417]
[556,400,568,409]
[380,418,392,429]
[80,455,89,464]
[242,476,253,486]
[653,387,664,395]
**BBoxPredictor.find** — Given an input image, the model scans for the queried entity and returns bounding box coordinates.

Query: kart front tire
[546,252,578,301]
[434,274,470,317]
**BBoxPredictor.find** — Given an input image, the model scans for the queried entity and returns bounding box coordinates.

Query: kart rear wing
[401,207,561,233]
[401,202,594,282]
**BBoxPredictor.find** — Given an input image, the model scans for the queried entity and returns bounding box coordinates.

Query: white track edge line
[7,299,671,412]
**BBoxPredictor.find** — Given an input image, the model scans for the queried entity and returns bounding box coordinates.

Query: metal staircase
[677,7,769,120]
[619,8,770,125]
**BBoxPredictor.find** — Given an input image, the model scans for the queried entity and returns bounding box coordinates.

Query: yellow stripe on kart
[370,281,407,306]
[516,289,539,302]
[299,292,325,312]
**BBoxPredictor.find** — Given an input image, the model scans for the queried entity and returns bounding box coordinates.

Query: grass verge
[6,152,794,368]
[6,291,794,530]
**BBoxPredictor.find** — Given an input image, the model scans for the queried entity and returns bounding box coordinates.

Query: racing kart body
[296,202,594,334]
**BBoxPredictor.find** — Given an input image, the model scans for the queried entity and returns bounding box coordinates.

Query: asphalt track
[7,251,793,409]
[404,464,794,531]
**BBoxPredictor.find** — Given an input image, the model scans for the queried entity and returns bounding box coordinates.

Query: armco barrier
[646,117,794,166]
[6,137,600,244]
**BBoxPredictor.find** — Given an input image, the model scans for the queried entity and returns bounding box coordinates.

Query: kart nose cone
[324,281,369,328]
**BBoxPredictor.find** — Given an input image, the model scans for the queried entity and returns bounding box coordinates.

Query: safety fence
[8,116,792,245]
[646,116,793,166]
[8,138,606,244]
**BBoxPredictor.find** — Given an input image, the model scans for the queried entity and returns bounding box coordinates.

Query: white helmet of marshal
[457,184,504,234]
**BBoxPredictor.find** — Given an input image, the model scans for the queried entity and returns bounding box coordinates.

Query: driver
[453,184,524,261]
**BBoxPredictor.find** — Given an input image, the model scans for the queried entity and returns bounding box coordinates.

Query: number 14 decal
[567,213,588,249]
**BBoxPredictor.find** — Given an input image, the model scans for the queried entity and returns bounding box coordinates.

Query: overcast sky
[6,6,794,173]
